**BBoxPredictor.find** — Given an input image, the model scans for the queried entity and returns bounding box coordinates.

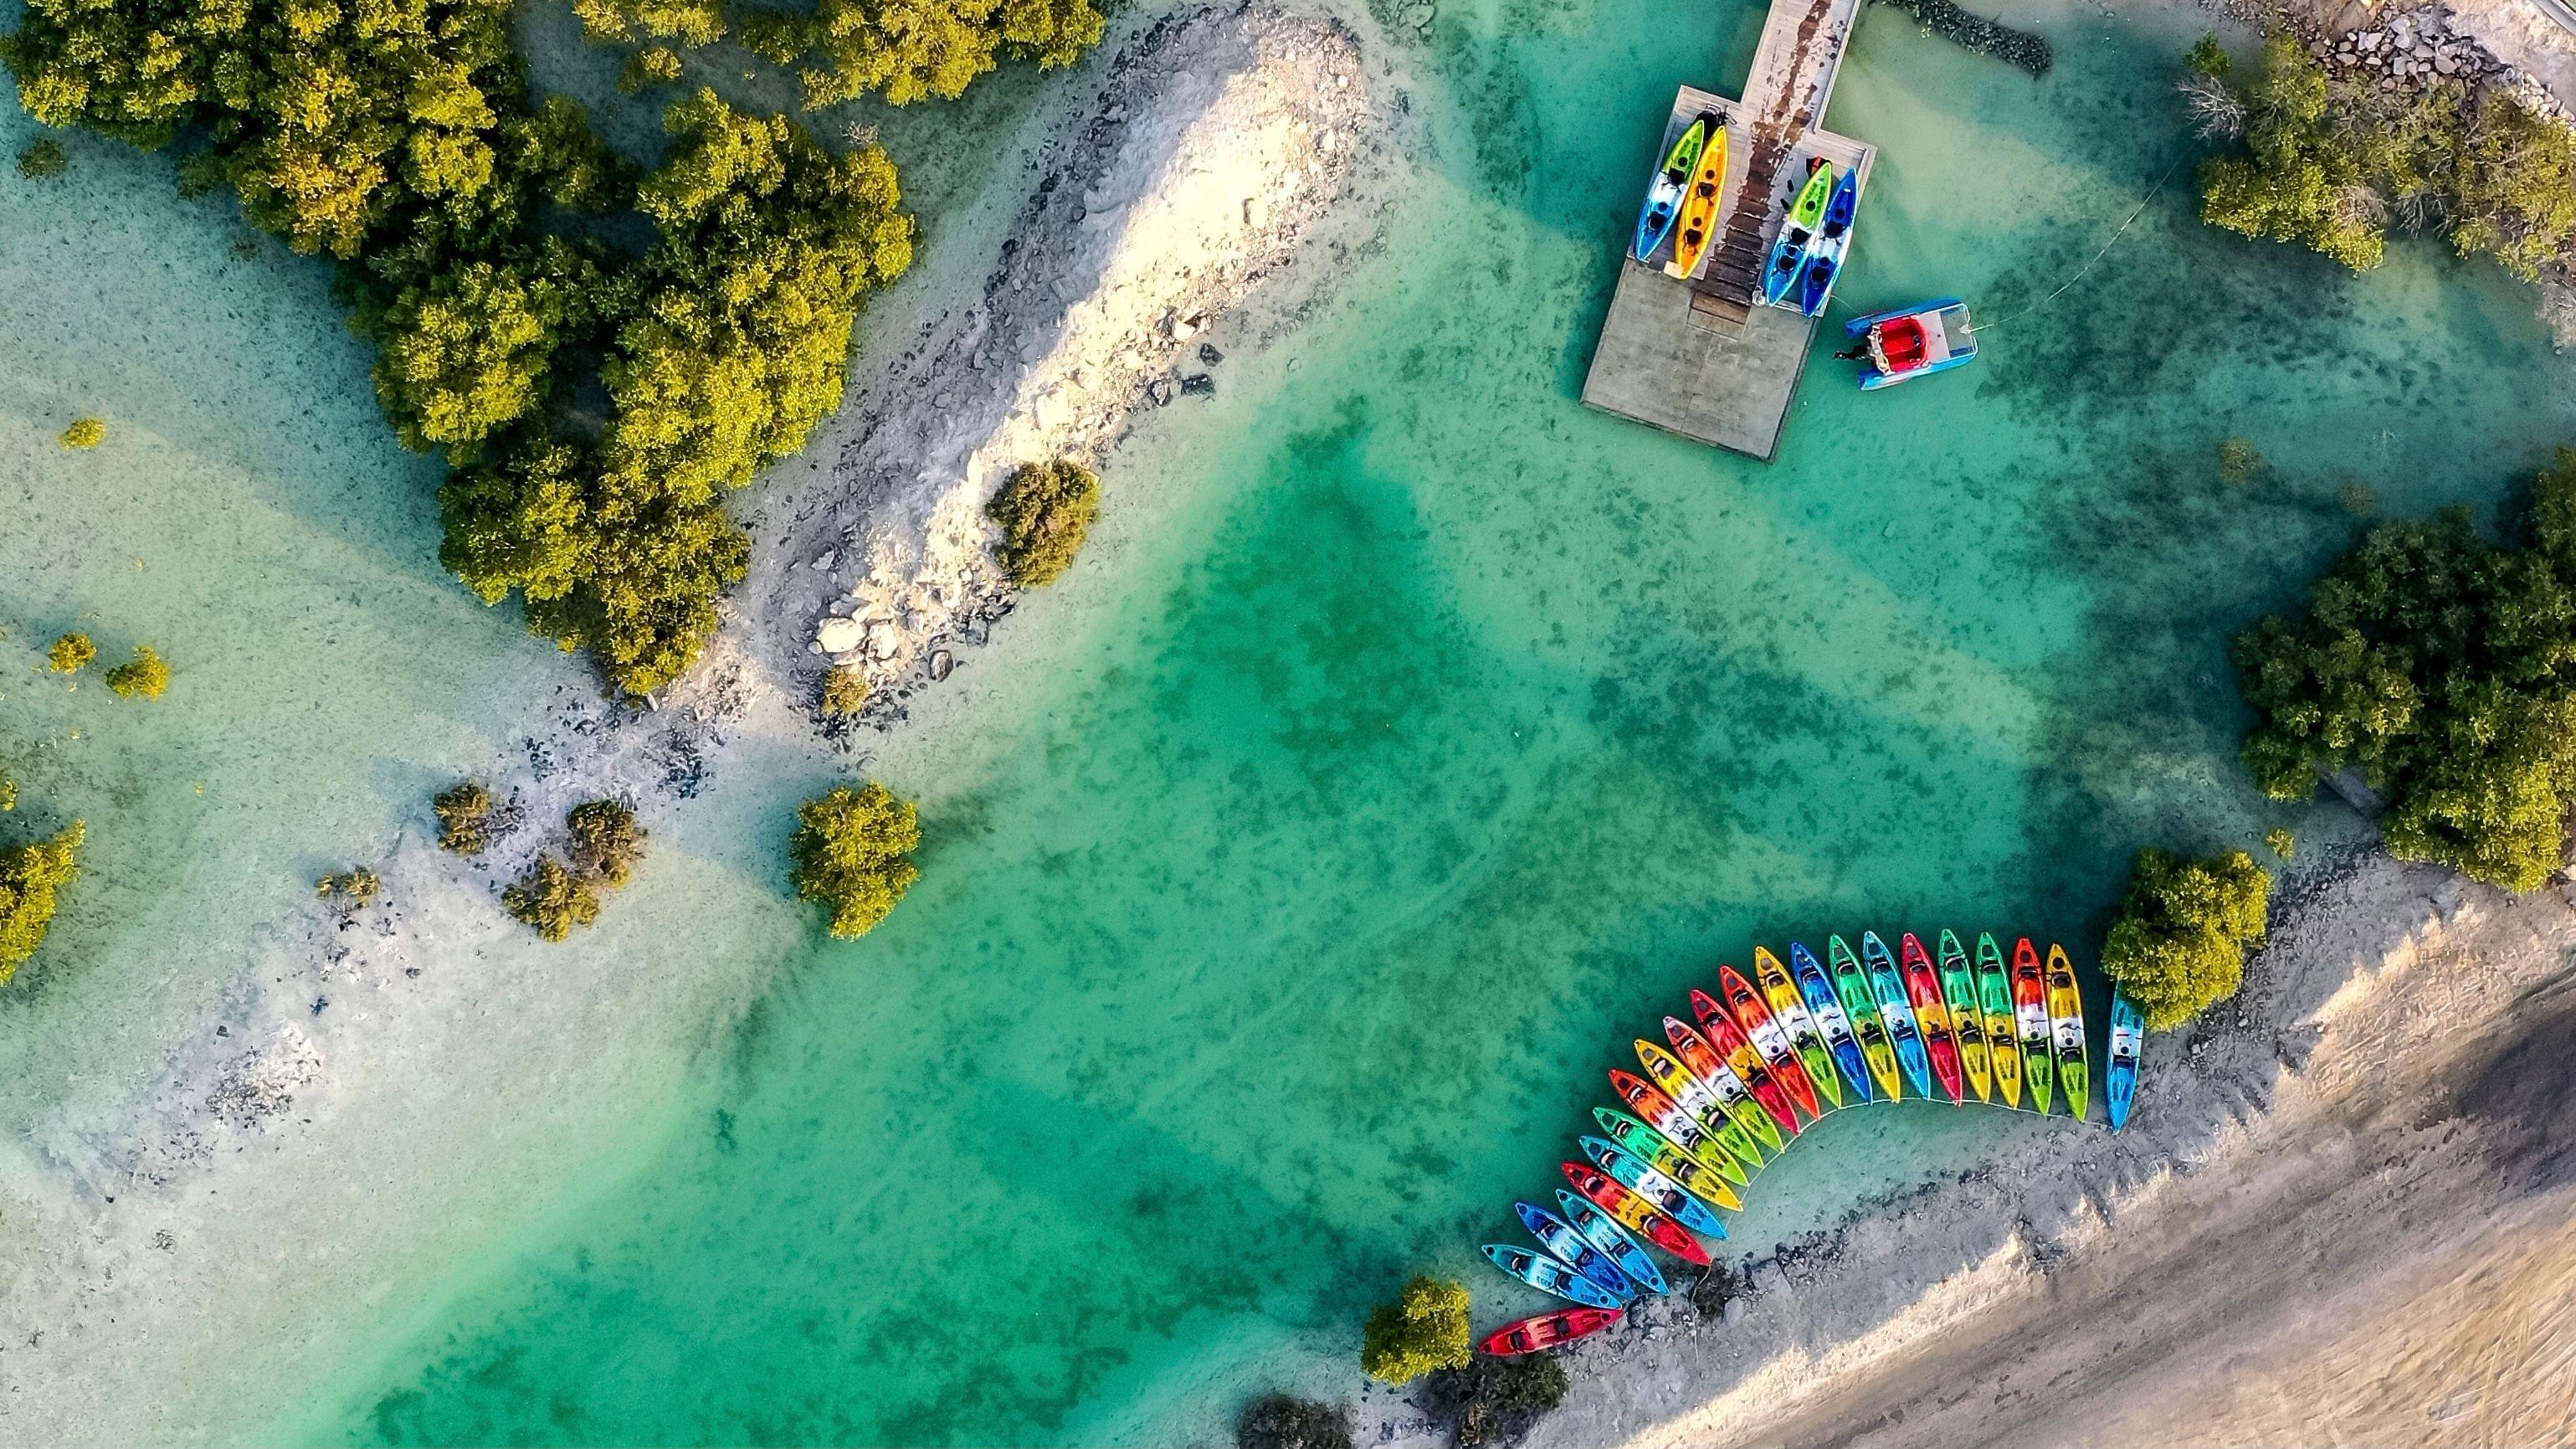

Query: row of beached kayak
[1629,112,1860,319]
[1476,931,2148,1359]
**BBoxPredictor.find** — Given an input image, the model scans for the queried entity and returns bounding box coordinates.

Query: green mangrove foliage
[788,781,919,939]
[987,458,1100,586]
[1234,1395,1353,1449]
[46,633,94,673]
[17,137,64,176]
[316,866,383,914]
[58,417,102,449]
[1359,1276,1470,1385]
[2189,31,2576,278]
[1426,1354,1571,1449]
[739,0,1102,109]
[567,798,645,886]
[503,854,600,940]
[2100,849,2271,1029]
[105,645,169,700]
[3,0,928,696]
[818,665,869,717]
[434,780,495,855]
[0,819,82,985]
[2237,450,2576,891]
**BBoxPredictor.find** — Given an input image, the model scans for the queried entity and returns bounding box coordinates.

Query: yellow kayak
[1663,116,1730,280]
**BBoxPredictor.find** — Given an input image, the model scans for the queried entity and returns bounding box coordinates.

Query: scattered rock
[1198,342,1225,366]
[814,617,865,654]
[1147,376,1177,406]
[1181,373,1216,397]
[929,649,954,681]
[810,549,837,572]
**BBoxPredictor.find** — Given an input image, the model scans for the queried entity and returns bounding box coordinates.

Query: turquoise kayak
[1860,930,1934,1099]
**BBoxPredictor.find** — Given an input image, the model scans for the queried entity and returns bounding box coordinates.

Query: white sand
[1363,850,2576,1448]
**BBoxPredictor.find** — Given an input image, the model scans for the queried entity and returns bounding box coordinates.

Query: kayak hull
[1939,929,1992,1103]
[1863,932,1934,1100]
[1480,1306,1624,1358]
[1665,116,1730,280]
[1563,1163,1711,1266]
[1829,935,1904,1101]
[1582,1137,1729,1240]
[1758,946,1845,1112]
[1558,1190,1669,1296]
[1485,1242,1624,1311]
[2014,937,2055,1116]
[1514,1201,1635,1300]
[1717,965,1823,1122]
[1794,167,1860,316]
[1792,941,1876,1104]
[1686,999,1799,1143]
[1978,933,2023,1111]
[2106,993,2144,1132]
[1631,117,1711,263]
[2047,943,2090,1123]
[1593,1107,1744,1210]
[1900,933,1966,1103]
[1606,1071,1752,1189]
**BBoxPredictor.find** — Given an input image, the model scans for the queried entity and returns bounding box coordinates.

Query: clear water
[6,0,2573,1442]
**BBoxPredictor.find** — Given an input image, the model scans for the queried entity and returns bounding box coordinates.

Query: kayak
[1593,1106,1745,1210]
[1605,1071,1752,1188]
[1513,1200,1635,1300]
[1557,1190,1667,1295]
[1664,1018,1787,1157]
[1636,1039,1772,1171]
[1846,298,1979,390]
[1761,162,1836,307]
[1581,1136,1729,1240]
[1484,1242,1624,1311]
[1977,933,2022,1111]
[1756,947,1844,1112]
[1828,934,1903,1101]
[2048,943,2090,1123]
[1665,114,1731,280]
[2013,936,2054,1116]
[1632,115,1711,264]
[1861,932,1934,1100]
[1899,933,1966,1104]
[1684,1002,1799,1143]
[1939,929,1991,1104]
[1480,1305,1624,1358]
[1794,165,1860,317]
[1717,963,1823,1122]
[1563,1162,1711,1266]
[1790,941,1874,1104]
[2106,992,2144,1132]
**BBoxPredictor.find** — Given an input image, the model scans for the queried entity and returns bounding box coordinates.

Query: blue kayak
[1795,167,1860,316]
[1484,1242,1624,1310]
[1631,116,1712,263]
[1791,941,1875,1104]
[1861,931,1934,1099]
[1761,162,1837,307]
[1580,1137,1727,1241]
[1557,1189,1669,1295]
[2106,993,2145,1131]
[1513,1200,1635,1300]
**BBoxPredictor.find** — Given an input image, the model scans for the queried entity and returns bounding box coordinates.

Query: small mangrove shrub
[818,666,869,717]
[46,633,95,673]
[2266,826,2296,861]
[105,645,168,700]
[788,781,920,939]
[0,820,83,985]
[434,781,495,855]
[2216,437,2261,486]
[987,458,1101,587]
[1234,1394,1352,1449]
[58,417,104,450]
[1359,1275,1470,1385]
[17,137,64,177]
[503,855,601,941]
[2101,849,2271,1030]
[315,867,382,913]
[2236,449,2576,890]
[567,799,646,886]
[618,45,685,92]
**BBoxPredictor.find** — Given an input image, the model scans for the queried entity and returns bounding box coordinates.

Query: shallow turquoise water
[8,0,2576,1443]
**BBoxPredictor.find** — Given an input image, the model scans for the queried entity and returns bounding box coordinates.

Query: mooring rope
[1963,152,2193,335]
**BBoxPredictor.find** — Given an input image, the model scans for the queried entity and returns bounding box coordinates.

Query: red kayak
[1690,991,1801,1138]
[1716,964,1822,1122]
[1899,933,1966,1102]
[1562,1164,1710,1265]
[1480,1306,1624,1358]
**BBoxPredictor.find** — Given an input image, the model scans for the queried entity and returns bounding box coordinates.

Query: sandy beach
[1352,846,2576,1448]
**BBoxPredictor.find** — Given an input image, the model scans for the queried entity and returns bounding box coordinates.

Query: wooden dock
[1580,0,1876,460]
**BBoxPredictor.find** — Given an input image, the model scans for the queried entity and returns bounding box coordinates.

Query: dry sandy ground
[1416,851,2576,1449]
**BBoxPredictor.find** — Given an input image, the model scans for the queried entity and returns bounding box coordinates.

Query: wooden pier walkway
[1579,0,1876,459]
